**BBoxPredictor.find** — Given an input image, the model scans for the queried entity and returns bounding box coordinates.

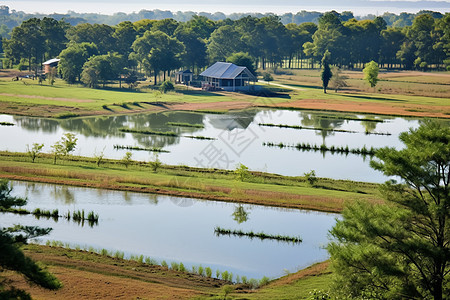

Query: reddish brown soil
[269,98,450,118]
[4,247,224,300]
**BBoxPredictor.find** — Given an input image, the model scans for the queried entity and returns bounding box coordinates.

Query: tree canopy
[328,120,449,300]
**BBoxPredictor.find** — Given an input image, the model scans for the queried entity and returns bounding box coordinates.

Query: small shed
[176,70,193,84]
[200,62,257,92]
[42,58,60,74]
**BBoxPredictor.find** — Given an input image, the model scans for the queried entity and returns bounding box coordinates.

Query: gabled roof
[177,69,193,74]
[201,62,255,80]
[42,58,60,65]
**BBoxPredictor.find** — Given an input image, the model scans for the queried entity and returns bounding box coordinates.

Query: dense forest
[1,5,449,87]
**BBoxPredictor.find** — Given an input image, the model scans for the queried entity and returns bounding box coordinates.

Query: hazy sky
[3,0,450,16]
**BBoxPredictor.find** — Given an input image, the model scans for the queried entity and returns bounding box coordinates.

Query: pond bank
[0,151,382,213]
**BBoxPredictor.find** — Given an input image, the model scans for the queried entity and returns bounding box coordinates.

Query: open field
[0,151,381,213]
[1,68,446,299]
[0,69,449,118]
[1,244,331,300]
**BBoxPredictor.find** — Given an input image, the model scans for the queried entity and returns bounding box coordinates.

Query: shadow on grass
[102,105,114,112]
[174,89,226,97]
[344,94,406,102]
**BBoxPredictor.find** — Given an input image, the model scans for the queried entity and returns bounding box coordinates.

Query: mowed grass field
[0,69,449,118]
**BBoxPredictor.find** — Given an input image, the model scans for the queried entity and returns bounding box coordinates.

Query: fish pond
[1,181,338,280]
[0,109,436,182]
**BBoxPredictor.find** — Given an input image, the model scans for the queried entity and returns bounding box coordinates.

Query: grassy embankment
[0,151,381,213]
[0,244,331,299]
[0,69,449,118]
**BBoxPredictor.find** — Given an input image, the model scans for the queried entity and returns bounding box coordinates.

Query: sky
[2,0,450,16]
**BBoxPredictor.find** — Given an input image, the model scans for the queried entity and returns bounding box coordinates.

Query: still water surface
[0,109,427,182]
[1,181,338,280]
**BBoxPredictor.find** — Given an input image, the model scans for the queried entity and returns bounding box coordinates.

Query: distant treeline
[1,6,449,88]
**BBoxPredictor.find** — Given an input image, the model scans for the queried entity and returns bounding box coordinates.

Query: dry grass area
[4,245,226,300]
[273,69,450,98]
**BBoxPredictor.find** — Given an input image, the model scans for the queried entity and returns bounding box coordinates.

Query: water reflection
[2,181,339,279]
[50,185,75,204]
[1,109,431,182]
[301,113,345,143]
[14,116,59,133]
[232,205,250,224]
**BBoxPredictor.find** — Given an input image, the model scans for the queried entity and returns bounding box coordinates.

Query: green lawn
[1,74,449,119]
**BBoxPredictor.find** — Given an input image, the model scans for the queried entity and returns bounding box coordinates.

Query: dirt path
[259,81,307,91]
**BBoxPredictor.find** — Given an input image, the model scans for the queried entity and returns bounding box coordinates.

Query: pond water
[0,109,437,182]
[1,181,338,280]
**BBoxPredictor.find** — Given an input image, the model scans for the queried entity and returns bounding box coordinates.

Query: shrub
[304,170,317,186]
[159,80,174,93]
[205,267,212,278]
[234,163,250,182]
[262,72,273,82]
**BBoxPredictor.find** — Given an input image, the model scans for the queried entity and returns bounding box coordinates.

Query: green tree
[3,18,45,71]
[132,30,184,85]
[174,25,207,72]
[305,12,345,66]
[320,50,332,93]
[67,23,115,54]
[363,60,379,88]
[60,133,78,157]
[81,52,124,88]
[50,141,64,165]
[58,42,98,83]
[207,25,244,63]
[26,143,44,163]
[0,180,61,298]
[226,52,256,75]
[121,151,133,168]
[152,18,179,36]
[328,120,449,300]
[234,163,250,182]
[113,21,137,58]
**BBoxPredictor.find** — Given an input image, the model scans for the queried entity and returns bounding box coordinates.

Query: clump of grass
[161,260,168,268]
[167,122,204,128]
[214,226,302,244]
[259,123,357,133]
[114,251,124,259]
[259,122,390,135]
[113,144,169,153]
[87,211,99,222]
[119,128,178,137]
[0,122,14,126]
[55,112,79,119]
[263,141,377,156]
[183,135,216,140]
